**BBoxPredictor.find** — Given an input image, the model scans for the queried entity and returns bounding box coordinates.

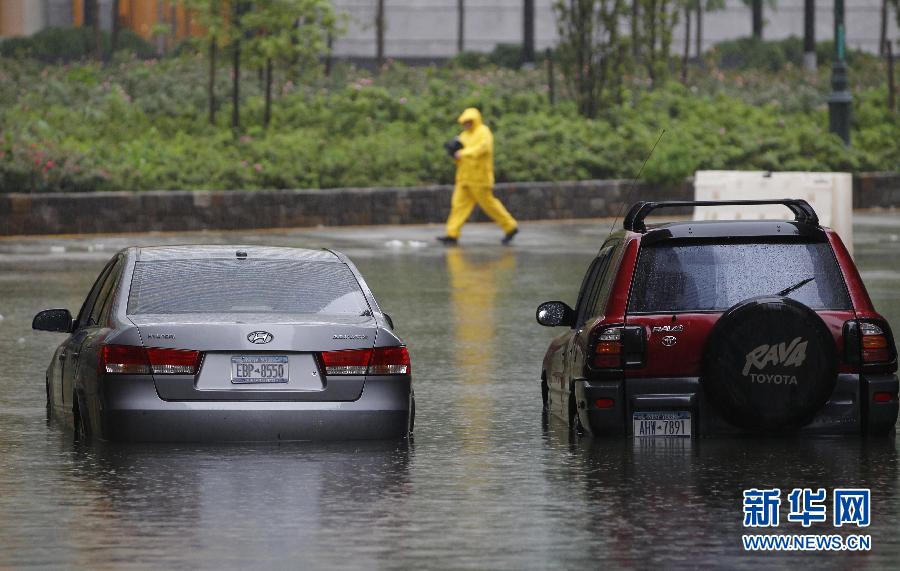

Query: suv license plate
[231,355,289,384]
[633,411,691,437]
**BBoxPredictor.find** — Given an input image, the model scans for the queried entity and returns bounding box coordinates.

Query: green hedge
[709,36,878,72]
[0,27,156,62]
[0,55,896,192]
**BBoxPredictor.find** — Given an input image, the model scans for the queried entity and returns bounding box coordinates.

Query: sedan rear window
[128,260,370,315]
[628,242,851,313]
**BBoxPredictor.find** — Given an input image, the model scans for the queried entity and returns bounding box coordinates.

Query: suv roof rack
[622,199,820,233]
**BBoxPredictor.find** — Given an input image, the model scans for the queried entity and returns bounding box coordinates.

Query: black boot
[501,228,518,245]
[436,236,458,246]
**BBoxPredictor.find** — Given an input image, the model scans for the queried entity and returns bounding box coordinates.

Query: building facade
[0,0,195,41]
[1,1,896,56]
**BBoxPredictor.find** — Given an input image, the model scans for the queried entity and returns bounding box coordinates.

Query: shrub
[710,37,878,72]
[0,27,156,62]
[0,56,895,193]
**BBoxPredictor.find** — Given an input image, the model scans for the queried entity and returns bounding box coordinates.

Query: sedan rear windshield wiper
[776,277,815,297]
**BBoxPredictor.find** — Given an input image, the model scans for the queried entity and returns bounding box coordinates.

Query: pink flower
[399,97,407,104]
[254,163,263,172]
[45,160,55,169]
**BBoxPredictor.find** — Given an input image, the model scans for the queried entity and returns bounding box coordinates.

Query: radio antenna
[606,129,666,238]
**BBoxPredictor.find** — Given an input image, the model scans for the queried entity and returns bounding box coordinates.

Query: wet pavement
[0,214,899,568]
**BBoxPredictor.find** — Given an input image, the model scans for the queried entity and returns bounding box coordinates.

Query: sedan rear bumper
[99,376,411,442]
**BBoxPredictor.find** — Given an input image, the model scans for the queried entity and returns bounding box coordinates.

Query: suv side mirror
[32,309,74,333]
[536,301,575,327]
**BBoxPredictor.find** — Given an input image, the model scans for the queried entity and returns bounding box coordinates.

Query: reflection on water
[0,217,898,567]
[447,249,515,448]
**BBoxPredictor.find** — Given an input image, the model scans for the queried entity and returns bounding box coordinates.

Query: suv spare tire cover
[701,296,838,431]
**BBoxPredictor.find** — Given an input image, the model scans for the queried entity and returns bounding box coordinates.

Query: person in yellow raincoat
[437,108,519,246]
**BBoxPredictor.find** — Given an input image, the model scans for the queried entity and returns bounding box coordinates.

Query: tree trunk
[209,38,217,125]
[376,0,385,68]
[752,0,763,39]
[681,1,691,83]
[546,47,555,105]
[695,0,703,58]
[264,58,273,128]
[170,2,178,53]
[647,0,658,86]
[632,0,641,59]
[85,0,102,60]
[232,2,244,131]
[109,0,120,61]
[803,0,816,71]
[523,0,535,64]
[880,0,889,56]
[457,0,464,53]
[325,30,334,76]
[232,39,240,130]
[888,40,896,113]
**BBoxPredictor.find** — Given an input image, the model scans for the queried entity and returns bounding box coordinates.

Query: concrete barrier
[0,173,895,237]
[694,171,854,255]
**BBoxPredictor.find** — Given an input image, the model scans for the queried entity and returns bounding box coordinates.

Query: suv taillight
[846,319,898,373]
[593,327,622,368]
[861,321,894,365]
[100,345,201,375]
[591,325,646,369]
[319,347,410,376]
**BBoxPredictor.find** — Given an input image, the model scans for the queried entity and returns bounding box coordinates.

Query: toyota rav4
[536,200,898,437]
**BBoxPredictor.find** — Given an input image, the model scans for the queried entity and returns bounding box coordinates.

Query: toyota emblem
[662,335,677,347]
[247,331,273,344]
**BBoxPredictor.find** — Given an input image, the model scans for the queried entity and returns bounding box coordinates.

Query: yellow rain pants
[445,184,518,239]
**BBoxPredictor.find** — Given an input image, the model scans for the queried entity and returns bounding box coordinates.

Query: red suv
[537,200,898,437]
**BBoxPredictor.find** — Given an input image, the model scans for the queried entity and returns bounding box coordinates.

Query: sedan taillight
[319,347,410,376]
[100,345,201,375]
[368,346,411,375]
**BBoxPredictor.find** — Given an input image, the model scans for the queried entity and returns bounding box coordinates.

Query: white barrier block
[693,171,853,256]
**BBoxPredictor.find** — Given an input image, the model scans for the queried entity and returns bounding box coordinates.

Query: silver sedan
[33,245,414,442]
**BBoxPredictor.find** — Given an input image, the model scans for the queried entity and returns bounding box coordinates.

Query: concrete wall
[332,0,898,59]
[4,1,895,55]
[0,174,896,237]
[46,0,74,28]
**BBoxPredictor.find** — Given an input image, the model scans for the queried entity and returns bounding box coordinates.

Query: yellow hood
[457,108,483,129]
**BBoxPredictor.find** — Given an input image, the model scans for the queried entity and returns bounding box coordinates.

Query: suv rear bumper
[575,374,898,437]
[96,376,411,442]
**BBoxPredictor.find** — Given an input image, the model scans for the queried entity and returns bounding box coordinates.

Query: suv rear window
[628,242,851,313]
[127,260,370,315]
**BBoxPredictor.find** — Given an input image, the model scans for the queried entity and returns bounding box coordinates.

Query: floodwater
[1,215,898,568]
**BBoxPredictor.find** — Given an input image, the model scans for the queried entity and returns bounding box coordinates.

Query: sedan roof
[134,245,340,262]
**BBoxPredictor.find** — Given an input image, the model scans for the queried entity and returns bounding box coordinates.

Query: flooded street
[1,214,899,568]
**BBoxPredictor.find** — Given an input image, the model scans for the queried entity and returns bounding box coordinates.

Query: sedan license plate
[633,411,691,437]
[231,355,289,384]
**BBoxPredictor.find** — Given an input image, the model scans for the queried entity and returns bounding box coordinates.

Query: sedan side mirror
[536,301,575,327]
[383,313,395,330]
[32,309,74,333]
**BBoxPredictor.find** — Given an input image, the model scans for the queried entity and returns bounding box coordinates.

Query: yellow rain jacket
[455,108,494,187]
